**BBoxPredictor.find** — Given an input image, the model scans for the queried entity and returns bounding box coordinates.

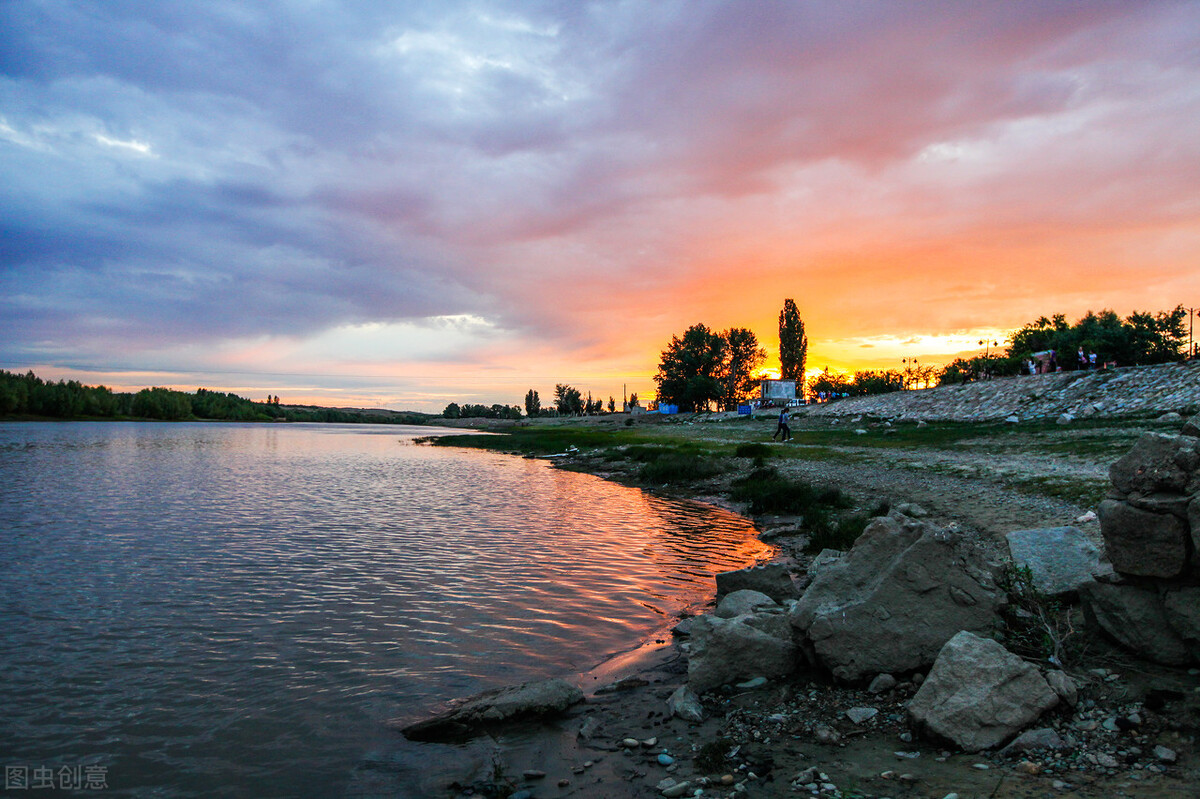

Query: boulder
[715,563,799,602]
[789,515,1004,682]
[1126,492,1192,519]
[687,612,797,692]
[1005,526,1108,596]
[1190,497,1200,557]
[1098,500,1189,578]
[1163,587,1200,659]
[1183,414,1200,438]
[399,678,583,741]
[1079,582,1194,666]
[715,589,779,618]
[1108,433,1200,496]
[907,631,1059,752]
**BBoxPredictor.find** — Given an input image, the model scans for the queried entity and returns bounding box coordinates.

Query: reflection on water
[0,422,771,797]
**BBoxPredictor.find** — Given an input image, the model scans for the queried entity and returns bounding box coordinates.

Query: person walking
[772,407,791,442]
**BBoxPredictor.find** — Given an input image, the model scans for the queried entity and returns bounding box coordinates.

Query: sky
[2,1,1198,412]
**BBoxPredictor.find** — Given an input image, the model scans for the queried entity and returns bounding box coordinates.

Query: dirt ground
[424,413,1200,799]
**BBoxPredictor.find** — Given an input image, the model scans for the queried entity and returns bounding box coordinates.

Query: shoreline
[418,409,1200,799]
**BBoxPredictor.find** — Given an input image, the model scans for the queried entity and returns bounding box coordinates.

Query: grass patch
[730,467,853,515]
[734,442,773,460]
[1006,475,1108,507]
[638,451,723,484]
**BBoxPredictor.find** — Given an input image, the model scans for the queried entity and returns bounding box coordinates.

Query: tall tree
[722,327,767,410]
[654,323,727,412]
[524,388,540,417]
[778,299,808,381]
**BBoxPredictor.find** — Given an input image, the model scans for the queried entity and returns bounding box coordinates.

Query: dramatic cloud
[2,1,1198,409]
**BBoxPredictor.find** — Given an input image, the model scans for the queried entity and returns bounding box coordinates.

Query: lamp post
[1189,308,1197,360]
[902,358,918,389]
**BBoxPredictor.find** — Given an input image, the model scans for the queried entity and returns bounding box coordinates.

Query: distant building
[760,379,797,403]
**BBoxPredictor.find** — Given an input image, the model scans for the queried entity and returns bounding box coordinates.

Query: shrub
[997,563,1078,667]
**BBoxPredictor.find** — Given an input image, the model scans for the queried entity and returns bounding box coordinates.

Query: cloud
[2,1,1199,409]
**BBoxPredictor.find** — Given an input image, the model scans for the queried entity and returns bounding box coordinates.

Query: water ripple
[0,422,771,797]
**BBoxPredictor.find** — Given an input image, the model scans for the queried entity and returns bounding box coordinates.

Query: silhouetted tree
[524,389,540,417]
[654,323,727,411]
[722,327,767,410]
[554,384,584,415]
[778,299,808,381]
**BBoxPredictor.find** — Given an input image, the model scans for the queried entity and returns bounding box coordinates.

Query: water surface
[0,422,771,796]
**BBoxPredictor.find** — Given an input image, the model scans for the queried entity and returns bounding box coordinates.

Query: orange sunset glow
[2,3,1198,411]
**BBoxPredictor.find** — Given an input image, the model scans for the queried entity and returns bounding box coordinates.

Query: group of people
[1028,348,1104,375]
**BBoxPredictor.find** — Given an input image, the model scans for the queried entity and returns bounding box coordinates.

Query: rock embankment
[799,361,1200,422]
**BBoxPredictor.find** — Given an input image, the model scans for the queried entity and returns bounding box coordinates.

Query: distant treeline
[0,370,431,425]
[810,305,1193,398]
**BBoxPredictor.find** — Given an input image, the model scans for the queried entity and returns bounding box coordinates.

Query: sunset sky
[2,1,1198,412]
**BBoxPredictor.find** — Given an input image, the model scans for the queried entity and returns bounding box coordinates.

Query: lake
[0,422,771,797]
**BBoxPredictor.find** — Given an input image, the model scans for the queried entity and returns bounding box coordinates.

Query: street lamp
[978,339,998,358]
[901,358,919,389]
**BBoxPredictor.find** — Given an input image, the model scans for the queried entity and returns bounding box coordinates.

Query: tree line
[810,305,1193,398]
[0,370,429,424]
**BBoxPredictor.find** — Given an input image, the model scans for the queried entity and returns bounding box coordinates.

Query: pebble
[845,706,879,724]
[1154,745,1177,763]
[521,769,546,779]
[972,763,989,770]
[661,780,692,798]
[642,737,658,747]
[621,738,640,748]
[557,778,570,787]
[658,754,675,766]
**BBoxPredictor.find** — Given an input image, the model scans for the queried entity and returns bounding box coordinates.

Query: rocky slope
[798,361,1200,423]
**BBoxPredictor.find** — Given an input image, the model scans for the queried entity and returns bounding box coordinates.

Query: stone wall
[797,361,1200,423]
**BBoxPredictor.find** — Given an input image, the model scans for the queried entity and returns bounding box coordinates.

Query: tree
[607,396,616,413]
[722,327,767,410]
[778,299,808,381]
[628,392,640,408]
[554,384,583,415]
[442,402,461,418]
[524,389,540,417]
[654,323,727,412]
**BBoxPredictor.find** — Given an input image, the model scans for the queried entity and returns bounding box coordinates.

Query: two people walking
[772,408,791,442]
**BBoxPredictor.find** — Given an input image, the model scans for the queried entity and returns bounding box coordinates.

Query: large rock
[789,515,1004,682]
[1190,497,1200,557]
[399,678,583,741]
[1079,582,1194,666]
[687,612,797,692]
[1183,413,1200,438]
[1109,433,1200,495]
[715,589,779,618]
[1005,526,1107,596]
[1163,587,1200,660]
[715,563,799,602]
[1098,500,1189,578]
[907,631,1059,752]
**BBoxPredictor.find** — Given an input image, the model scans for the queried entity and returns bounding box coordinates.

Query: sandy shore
[420,412,1199,799]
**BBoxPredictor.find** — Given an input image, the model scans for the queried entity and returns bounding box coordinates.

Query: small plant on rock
[998,563,1078,667]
